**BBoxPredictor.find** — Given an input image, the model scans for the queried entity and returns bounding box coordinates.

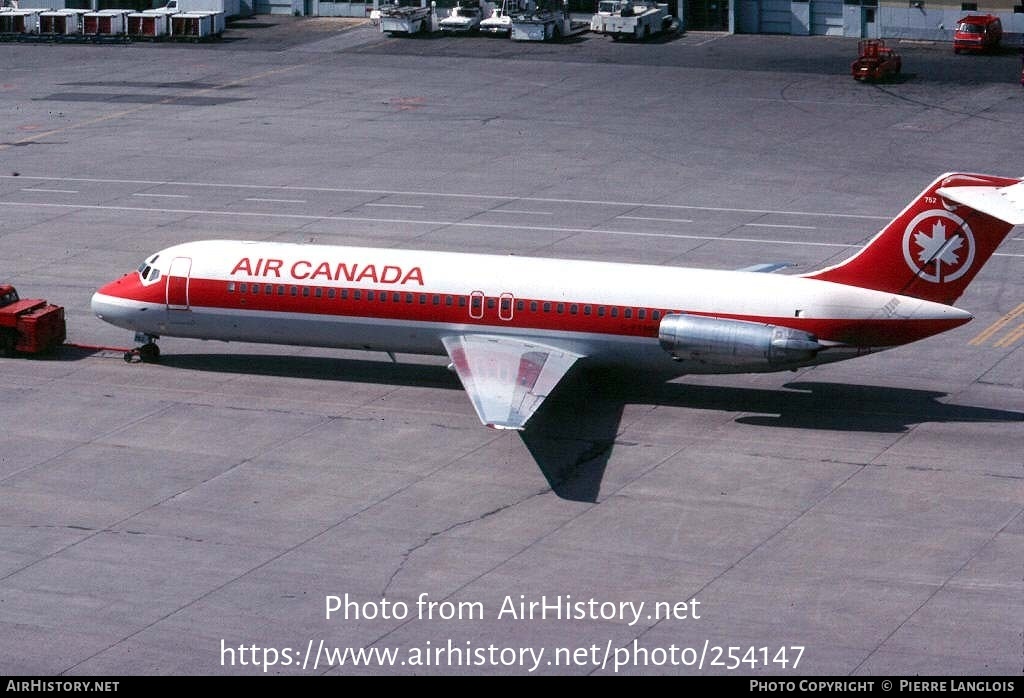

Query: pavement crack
[380,487,548,598]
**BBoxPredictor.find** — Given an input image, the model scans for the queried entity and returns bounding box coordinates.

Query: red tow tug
[0,284,66,356]
[851,39,901,82]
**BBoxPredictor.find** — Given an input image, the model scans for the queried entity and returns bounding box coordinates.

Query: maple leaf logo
[914,220,963,268]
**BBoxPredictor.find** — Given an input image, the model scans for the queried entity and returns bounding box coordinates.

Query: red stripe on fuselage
[97,273,969,348]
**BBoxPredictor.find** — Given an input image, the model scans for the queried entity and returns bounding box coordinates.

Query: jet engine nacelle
[658,314,822,368]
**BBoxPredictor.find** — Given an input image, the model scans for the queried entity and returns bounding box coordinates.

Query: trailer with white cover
[589,0,676,40]
[83,9,129,37]
[378,0,437,34]
[170,10,225,38]
[39,9,87,36]
[0,8,41,36]
[127,10,173,38]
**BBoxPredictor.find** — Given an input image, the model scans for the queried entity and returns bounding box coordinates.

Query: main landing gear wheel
[124,342,160,363]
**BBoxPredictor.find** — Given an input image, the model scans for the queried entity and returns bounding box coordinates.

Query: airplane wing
[736,263,792,273]
[441,334,583,430]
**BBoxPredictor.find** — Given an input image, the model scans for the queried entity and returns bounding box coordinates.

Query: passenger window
[240,283,248,293]
[228,282,235,292]
[624,308,632,319]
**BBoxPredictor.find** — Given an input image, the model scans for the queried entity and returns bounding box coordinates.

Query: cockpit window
[137,259,162,283]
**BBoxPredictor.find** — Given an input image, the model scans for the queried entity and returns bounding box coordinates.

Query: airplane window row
[224,282,665,322]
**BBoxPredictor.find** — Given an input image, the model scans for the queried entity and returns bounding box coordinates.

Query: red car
[953,14,1002,54]
[851,39,901,82]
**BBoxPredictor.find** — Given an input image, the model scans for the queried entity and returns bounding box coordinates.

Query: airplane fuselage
[91,239,971,375]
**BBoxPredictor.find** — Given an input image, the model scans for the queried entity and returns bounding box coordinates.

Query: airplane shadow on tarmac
[147,353,1023,503]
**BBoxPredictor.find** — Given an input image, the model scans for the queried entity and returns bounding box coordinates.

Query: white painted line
[5,197,1019,260]
[21,188,78,194]
[0,175,890,220]
[618,215,694,224]
[132,193,190,199]
[245,197,307,204]
[744,223,818,230]
[0,200,863,249]
[490,209,553,216]
[365,203,424,209]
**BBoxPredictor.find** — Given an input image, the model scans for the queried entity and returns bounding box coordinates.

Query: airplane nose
[91,290,115,320]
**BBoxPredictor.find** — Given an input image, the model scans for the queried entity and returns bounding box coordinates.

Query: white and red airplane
[92,172,1024,429]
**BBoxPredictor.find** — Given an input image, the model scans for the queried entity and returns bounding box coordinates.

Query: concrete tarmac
[0,19,1021,675]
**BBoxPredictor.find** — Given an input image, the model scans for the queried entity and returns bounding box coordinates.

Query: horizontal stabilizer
[936,181,1024,225]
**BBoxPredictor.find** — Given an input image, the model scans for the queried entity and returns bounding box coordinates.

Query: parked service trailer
[39,9,88,36]
[83,9,129,37]
[0,9,41,36]
[127,10,172,38]
[170,11,224,39]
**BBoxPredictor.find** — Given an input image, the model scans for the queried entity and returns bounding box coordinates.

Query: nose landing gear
[123,334,161,363]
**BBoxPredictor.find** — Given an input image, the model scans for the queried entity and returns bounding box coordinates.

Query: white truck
[479,0,518,35]
[378,0,437,34]
[439,0,490,33]
[510,0,586,41]
[589,0,676,40]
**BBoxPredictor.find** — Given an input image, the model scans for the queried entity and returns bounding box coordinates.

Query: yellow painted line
[968,302,1024,346]
[993,323,1024,349]
[0,63,307,153]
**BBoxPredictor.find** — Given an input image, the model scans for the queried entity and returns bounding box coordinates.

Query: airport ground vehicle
[510,0,587,40]
[589,0,675,40]
[0,285,66,356]
[851,39,901,81]
[439,0,489,32]
[479,0,516,35]
[379,0,437,34]
[953,14,1001,54]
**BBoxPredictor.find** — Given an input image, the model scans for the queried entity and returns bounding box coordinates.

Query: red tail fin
[804,173,1022,305]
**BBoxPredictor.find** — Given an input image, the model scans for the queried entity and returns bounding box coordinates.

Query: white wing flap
[441,334,583,430]
[936,181,1024,225]
[736,263,792,273]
